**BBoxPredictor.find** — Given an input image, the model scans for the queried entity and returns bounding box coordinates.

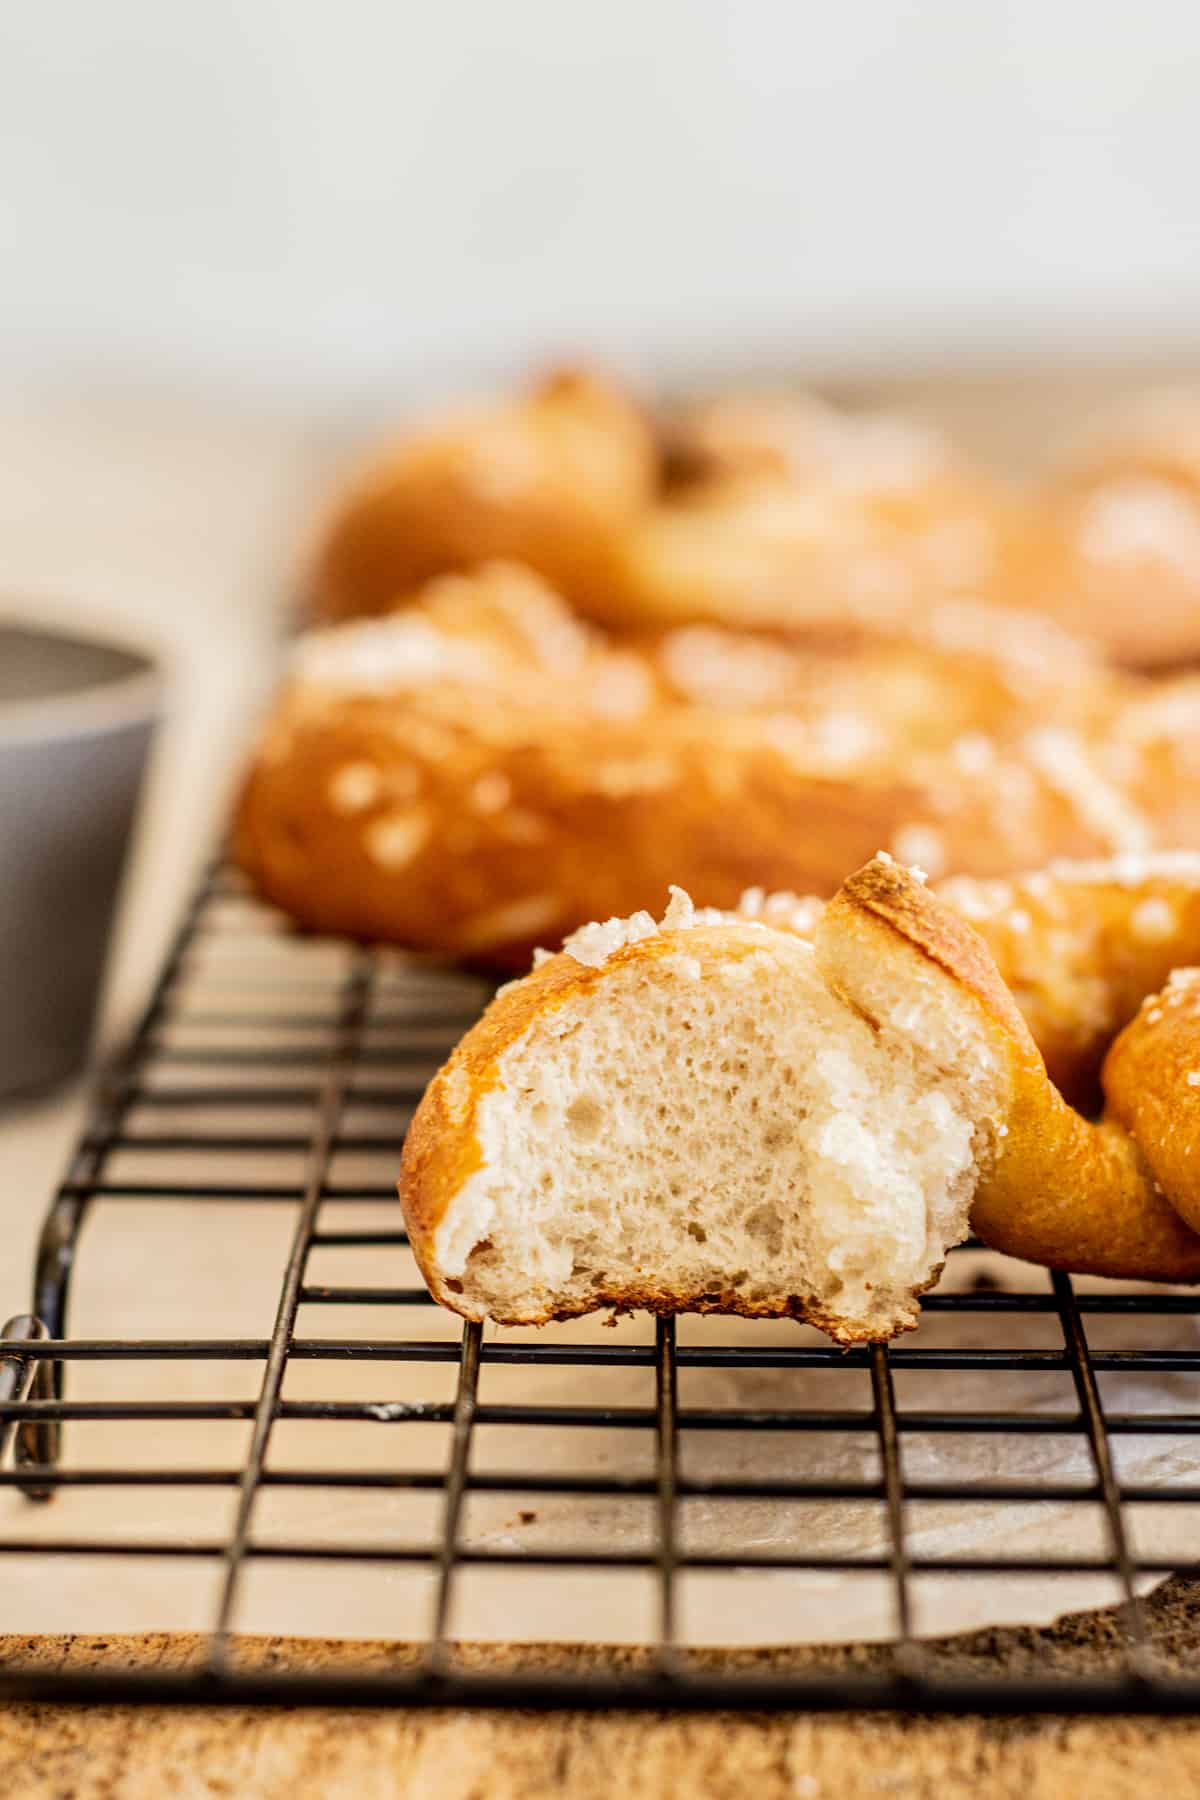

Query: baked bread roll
[399,856,1200,1344]
[590,392,1023,635]
[672,392,958,490]
[595,470,1007,636]
[306,369,1200,664]
[1010,388,1200,669]
[234,564,1200,965]
[936,855,1200,1107]
[308,373,1031,641]
[667,391,1017,603]
[839,858,1200,1288]
[310,368,658,624]
[738,854,1200,1274]
[1104,970,1200,1236]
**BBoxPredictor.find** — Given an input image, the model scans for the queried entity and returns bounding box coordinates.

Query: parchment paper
[2,899,1196,1650]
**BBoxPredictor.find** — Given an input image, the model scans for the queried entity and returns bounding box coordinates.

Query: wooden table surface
[5,1574,1200,1798]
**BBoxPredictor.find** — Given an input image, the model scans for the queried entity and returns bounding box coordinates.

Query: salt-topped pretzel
[398,856,1200,1346]
[839,857,1200,1287]
[308,369,1200,664]
[935,854,1200,1107]
[672,391,962,495]
[236,564,1200,966]
[1004,387,1200,669]
[1103,971,1200,1237]
[659,391,1020,615]
[307,372,1042,643]
[597,468,1026,637]
[744,854,1200,1270]
[310,367,658,625]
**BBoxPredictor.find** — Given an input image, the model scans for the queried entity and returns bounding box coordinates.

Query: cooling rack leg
[0,1315,50,1496]
[12,1194,88,1498]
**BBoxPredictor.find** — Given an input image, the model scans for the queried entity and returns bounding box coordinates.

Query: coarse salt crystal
[1025,729,1151,856]
[951,733,997,777]
[1045,853,1200,887]
[1130,896,1177,942]
[890,825,945,877]
[364,810,431,869]
[562,910,658,969]
[327,761,383,815]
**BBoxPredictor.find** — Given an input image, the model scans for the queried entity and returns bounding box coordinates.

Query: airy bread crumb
[426,867,1005,1342]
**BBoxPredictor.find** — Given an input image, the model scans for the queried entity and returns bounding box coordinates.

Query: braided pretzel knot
[838,856,1200,1285]
[399,855,1200,1344]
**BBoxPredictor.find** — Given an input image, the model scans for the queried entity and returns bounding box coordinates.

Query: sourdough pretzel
[757,853,1200,1267]
[671,391,963,494]
[236,563,1200,965]
[647,393,1025,632]
[933,857,1200,1106]
[309,372,976,637]
[1103,971,1200,1237]
[833,857,1200,1287]
[1005,388,1200,669]
[596,469,1028,637]
[399,857,1200,1345]
[399,870,1010,1342]
[310,367,658,625]
[312,373,1036,641]
[308,368,1200,662]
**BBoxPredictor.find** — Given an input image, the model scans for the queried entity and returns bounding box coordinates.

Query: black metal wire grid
[2,864,1200,1713]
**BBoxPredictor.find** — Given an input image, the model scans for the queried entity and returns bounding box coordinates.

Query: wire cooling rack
[3,864,1200,1712]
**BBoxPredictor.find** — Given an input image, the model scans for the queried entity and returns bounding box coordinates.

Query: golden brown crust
[937,865,1200,1107]
[584,391,1036,638]
[307,372,1200,665]
[830,861,1200,1283]
[234,704,1110,965]
[597,470,1030,638]
[1103,972,1200,1237]
[310,368,659,624]
[401,856,1200,1338]
[828,855,1034,1045]
[235,567,1200,968]
[990,502,1200,672]
[1004,390,1200,669]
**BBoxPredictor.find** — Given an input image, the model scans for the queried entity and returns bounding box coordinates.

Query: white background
[3,0,1199,412]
